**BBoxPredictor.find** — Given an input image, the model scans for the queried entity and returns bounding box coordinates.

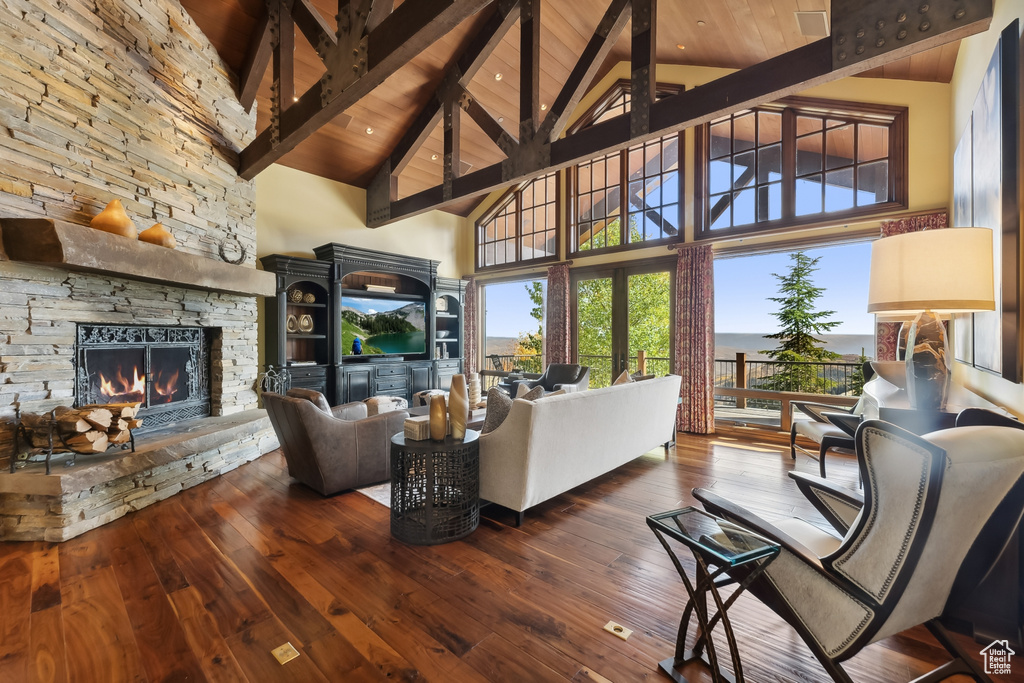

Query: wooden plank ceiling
[178,0,960,217]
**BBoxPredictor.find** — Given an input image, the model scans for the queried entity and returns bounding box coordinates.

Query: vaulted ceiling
[179,0,962,218]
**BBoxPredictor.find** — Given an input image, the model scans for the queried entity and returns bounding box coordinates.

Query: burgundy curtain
[464,277,479,374]
[675,244,715,434]
[875,212,948,360]
[545,263,571,366]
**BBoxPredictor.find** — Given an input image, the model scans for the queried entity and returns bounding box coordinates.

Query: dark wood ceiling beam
[290,0,336,59]
[537,0,630,143]
[374,6,991,226]
[239,0,492,180]
[365,0,394,35]
[443,99,461,200]
[459,87,516,155]
[237,7,273,112]
[519,0,540,137]
[629,0,654,138]
[272,0,295,121]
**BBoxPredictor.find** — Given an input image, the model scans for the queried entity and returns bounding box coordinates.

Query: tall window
[698,97,907,238]
[476,173,558,270]
[569,81,683,254]
[482,279,546,377]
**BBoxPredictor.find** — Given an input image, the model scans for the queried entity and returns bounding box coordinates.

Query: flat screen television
[341,296,426,356]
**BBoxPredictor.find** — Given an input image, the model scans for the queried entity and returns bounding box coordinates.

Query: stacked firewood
[21,403,143,454]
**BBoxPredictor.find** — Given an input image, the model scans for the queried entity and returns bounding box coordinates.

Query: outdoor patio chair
[695,419,1024,683]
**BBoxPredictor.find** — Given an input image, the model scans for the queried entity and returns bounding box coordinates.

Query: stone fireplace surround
[0,224,279,541]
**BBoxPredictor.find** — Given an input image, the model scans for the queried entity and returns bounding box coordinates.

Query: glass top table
[647,507,779,683]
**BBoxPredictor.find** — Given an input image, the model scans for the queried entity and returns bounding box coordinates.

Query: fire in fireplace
[76,325,212,430]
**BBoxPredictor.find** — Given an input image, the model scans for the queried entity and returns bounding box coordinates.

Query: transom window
[476,173,558,270]
[569,82,683,254]
[697,97,907,239]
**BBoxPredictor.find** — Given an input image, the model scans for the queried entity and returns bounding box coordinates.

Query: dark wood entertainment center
[261,245,465,405]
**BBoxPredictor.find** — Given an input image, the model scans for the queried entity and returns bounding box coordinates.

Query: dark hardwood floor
[0,432,1015,682]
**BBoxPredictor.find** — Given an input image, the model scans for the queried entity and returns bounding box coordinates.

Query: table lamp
[867,228,994,411]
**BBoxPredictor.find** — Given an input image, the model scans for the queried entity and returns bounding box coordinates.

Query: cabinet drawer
[436,360,461,371]
[290,376,327,392]
[288,366,326,380]
[375,378,407,392]
[375,364,406,377]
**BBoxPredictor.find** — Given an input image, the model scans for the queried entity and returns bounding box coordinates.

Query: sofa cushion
[482,387,513,434]
[287,388,331,414]
[365,395,409,416]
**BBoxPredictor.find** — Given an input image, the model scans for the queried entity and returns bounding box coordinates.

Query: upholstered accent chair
[263,390,408,496]
[512,363,589,395]
[696,419,1024,683]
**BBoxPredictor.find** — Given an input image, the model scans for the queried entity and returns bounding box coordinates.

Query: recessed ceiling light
[431,154,438,160]
[540,103,547,111]
[494,73,503,81]
[676,43,685,50]
[292,95,299,102]
[365,127,373,134]
[697,20,706,26]
[497,116,504,123]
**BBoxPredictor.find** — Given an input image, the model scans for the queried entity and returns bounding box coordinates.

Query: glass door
[573,263,674,388]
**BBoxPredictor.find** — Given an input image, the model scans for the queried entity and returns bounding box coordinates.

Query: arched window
[568,81,683,254]
[475,173,558,270]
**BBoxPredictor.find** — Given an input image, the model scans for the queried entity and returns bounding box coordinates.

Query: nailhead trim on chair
[832,430,930,603]
[814,490,861,530]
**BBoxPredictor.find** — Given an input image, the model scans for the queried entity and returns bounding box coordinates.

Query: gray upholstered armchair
[263,389,407,496]
[695,420,1024,683]
[512,363,589,395]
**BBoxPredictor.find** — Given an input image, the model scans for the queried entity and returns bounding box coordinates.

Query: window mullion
[620,149,628,244]
[781,108,796,220]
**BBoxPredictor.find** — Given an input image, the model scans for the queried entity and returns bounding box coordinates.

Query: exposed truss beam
[537,0,630,143]
[368,0,992,226]
[365,0,520,224]
[238,0,493,180]
[237,8,273,112]
[519,0,540,137]
[291,0,336,58]
[365,0,394,34]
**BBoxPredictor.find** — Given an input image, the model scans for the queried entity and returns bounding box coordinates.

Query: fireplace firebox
[75,325,212,430]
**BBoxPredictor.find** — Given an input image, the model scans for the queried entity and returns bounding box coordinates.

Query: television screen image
[342,297,426,356]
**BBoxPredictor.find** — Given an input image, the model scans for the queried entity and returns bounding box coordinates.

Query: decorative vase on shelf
[429,394,447,441]
[139,223,176,248]
[449,374,468,439]
[298,314,314,333]
[90,199,136,238]
[286,315,299,333]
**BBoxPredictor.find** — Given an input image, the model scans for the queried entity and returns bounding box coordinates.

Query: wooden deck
[0,433,1008,682]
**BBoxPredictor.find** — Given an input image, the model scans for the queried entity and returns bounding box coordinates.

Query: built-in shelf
[436,338,458,343]
[286,302,327,309]
[1,218,276,297]
[287,333,327,340]
[341,287,425,301]
[436,312,457,319]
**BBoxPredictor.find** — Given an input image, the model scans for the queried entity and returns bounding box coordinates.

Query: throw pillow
[517,385,545,402]
[515,382,534,399]
[482,387,513,434]
[535,388,567,402]
[612,370,634,385]
[286,387,331,414]
[631,373,656,382]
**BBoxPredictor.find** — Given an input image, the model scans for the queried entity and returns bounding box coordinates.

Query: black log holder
[9,407,137,475]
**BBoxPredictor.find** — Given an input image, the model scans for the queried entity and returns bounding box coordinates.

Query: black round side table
[390,430,480,545]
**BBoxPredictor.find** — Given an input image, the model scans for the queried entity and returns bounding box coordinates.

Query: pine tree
[759,252,840,392]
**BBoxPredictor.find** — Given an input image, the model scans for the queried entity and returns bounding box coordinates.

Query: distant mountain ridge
[716,333,874,361]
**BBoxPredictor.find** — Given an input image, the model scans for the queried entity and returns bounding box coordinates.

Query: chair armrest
[331,401,368,421]
[788,472,864,535]
[822,411,861,437]
[956,407,1023,429]
[692,488,826,570]
[792,401,854,423]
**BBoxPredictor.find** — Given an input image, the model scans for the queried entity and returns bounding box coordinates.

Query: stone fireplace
[0,0,280,540]
[75,324,213,430]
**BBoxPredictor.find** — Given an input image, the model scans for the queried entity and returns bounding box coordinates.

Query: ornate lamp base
[905,310,949,411]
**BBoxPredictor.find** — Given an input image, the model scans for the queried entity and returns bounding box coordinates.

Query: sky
[482,241,874,339]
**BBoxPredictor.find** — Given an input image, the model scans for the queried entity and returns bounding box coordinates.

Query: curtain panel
[875,212,948,360]
[464,277,479,374]
[545,263,571,366]
[675,244,715,434]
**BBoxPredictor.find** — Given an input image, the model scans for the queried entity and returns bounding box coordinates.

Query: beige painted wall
[949,1,1024,416]
[468,62,952,281]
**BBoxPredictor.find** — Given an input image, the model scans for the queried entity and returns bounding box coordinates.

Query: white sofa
[479,374,682,524]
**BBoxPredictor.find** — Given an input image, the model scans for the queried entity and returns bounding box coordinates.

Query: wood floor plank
[223,616,329,683]
[0,550,34,683]
[28,606,67,683]
[167,586,248,683]
[30,545,61,613]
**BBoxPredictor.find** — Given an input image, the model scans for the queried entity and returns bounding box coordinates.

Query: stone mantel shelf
[0,218,275,297]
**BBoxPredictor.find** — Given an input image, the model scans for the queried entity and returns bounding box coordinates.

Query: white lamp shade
[867,227,995,316]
